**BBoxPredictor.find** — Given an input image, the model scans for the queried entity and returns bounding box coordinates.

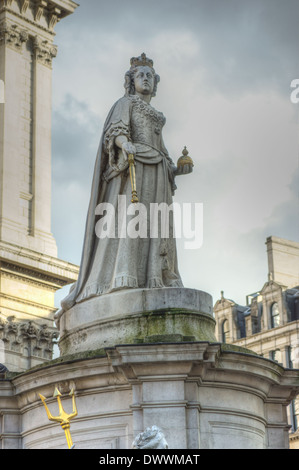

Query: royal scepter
[39,387,78,449]
[128,153,139,203]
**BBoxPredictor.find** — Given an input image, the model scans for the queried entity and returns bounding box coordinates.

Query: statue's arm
[103,98,133,172]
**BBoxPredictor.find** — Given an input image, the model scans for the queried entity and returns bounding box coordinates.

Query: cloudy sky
[51,0,299,307]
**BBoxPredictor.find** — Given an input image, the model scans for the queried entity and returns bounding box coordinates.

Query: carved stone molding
[0,316,58,359]
[0,0,77,36]
[0,261,66,291]
[48,6,61,30]
[20,0,29,15]
[2,0,14,7]
[0,241,79,281]
[0,20,28,50]
[35,0,48,22]
[33,35,57,67]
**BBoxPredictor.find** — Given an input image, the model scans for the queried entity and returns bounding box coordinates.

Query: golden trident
[128,153,139,203]
[39,388,78,449]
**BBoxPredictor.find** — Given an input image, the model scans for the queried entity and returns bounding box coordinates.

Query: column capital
[33,35,57,67]
[0,19,28,50]
[0,315,58,365]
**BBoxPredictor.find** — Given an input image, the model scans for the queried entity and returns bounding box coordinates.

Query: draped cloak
[58,94,183,315]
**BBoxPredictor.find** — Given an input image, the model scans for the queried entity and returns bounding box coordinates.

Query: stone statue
[132,425,168,449]
[59,53,193,314]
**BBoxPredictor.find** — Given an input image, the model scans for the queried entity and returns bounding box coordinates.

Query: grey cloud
[60,0,299,98]
[51,1,298,303]
[52,96,102,262]
[261,166,299,242]
[214,166,299,303]
[52,94,100,184]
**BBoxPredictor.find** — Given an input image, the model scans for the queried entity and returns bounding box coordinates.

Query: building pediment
[214,297,235,311]
[260,280,285,295]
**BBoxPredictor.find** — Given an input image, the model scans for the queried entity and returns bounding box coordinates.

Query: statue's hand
[122,141,136,158]
[116,141,136,171]
[174,163,193,176]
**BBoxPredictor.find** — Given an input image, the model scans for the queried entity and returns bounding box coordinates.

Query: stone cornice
[106,343,222,382]
[36,0,79,18]
[0,292,57,314]
[0,240,79,284]
[0,261,65,289]
[0,0,78,53]
[106,342,299,406]
[232,319,299,350]
[0,5,54,36]
[0,0,78,26]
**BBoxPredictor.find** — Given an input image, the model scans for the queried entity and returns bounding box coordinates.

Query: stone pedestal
[56,288,216,355]
[0,341,298,449]
[0,286,294,448]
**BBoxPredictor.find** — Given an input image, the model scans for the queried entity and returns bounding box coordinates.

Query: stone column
[0,0,79,372]
[0,0,77,253]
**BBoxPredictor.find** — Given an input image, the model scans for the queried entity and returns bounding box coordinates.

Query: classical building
[214,236,299,446]
[0,0,79,372]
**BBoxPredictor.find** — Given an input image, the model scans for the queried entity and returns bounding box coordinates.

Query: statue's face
[134,66,155,96]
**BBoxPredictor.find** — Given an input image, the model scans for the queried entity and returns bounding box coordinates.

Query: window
[270,349,282,365]
[221,320,229,343]
[290,400,298,432]
[286,346,293,369]
[270,302,280,328]
[257,303,263,332]
[0,339,4,365]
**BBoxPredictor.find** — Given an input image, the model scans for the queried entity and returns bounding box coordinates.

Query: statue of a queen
[59,53,193,314]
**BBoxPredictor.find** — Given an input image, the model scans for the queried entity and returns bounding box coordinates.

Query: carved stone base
[1,342,298,449]
[56,288,217,356]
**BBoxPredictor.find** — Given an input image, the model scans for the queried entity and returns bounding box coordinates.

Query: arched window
[221,320,229,343]
[270,302,280,328]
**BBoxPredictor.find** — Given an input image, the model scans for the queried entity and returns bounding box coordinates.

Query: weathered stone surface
[0,343,298,449]
[57,287,216,355]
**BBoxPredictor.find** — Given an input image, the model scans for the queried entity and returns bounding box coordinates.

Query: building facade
[214,236,299,446]
[0,0,79,372]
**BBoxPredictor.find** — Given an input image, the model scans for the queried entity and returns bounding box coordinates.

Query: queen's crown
[130,53,154,69]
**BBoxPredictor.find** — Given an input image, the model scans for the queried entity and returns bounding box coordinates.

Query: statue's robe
[60,95,183,313]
